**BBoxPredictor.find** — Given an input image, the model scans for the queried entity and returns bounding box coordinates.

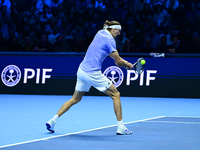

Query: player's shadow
[64,133,119,141]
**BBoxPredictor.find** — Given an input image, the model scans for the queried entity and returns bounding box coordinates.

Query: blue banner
[0,53,200,98]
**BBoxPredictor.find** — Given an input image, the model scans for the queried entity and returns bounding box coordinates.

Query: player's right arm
[109,51,133,69]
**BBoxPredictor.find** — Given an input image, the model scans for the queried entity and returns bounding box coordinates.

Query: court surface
[0,94,200,150]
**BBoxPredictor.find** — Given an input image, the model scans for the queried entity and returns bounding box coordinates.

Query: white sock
[118,119,125,128]
[52,114,59,123]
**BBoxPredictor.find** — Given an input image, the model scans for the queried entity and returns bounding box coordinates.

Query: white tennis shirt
[80,29,117,73]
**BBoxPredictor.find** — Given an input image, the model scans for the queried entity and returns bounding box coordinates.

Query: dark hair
[56,34,64,41]
[143,3,150,11]
[43,4,50,10]
[154,3,163,14]
[161,35,167,40]
[171,35,178,41]
[103,20,121,31]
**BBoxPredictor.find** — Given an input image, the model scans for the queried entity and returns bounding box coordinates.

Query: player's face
[111,29,121,38]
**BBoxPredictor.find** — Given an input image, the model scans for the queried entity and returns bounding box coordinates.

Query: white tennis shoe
[116,126,132,135]
[46,119,55,133]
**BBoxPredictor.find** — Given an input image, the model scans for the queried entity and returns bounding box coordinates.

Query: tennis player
[46,20,133,135]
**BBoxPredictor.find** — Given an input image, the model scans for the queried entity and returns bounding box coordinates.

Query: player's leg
[105,84,132,135]
[104,84,122,121]
[46,90,85,133]
[84,70,132,135]
[57,90,85,117]
[45,67,92,133]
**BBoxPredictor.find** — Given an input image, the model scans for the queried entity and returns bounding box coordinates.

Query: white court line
[144,116,200,124]
[164,116,200,119]
[0,116,165,149]
[144,121,200,124]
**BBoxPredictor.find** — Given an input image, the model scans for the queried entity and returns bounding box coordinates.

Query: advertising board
[0,53,199,98]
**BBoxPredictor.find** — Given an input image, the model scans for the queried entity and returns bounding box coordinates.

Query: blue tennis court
[0,94,200,150]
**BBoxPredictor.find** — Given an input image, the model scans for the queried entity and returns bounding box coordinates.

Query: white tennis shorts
[75,67,112,92]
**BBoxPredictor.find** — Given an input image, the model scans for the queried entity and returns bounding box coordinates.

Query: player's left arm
[109,51,133,69]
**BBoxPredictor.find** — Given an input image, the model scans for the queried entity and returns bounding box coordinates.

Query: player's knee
[111,91,120,99]
[115,91,120,98]
[71,98,81,105]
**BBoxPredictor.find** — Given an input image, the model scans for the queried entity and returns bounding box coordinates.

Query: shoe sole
[46,123,55,133]
[116,132,132,135]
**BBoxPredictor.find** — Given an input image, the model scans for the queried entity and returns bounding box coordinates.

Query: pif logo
[1,65,53,87]
[1,65,21,87]
[103,66,124,87]
[104,66,157,87]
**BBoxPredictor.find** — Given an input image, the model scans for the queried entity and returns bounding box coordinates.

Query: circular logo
[1,65,21,87]
[103,66,124,87]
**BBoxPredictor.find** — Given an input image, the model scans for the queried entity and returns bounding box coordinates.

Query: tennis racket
[133,57,145,75]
